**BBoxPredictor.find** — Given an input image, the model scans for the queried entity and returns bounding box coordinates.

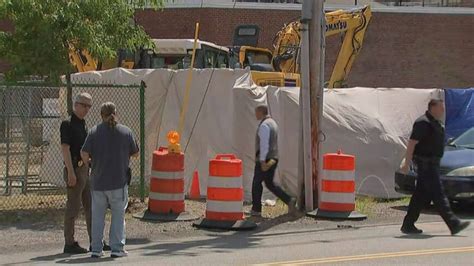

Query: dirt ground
[4,196,473,255]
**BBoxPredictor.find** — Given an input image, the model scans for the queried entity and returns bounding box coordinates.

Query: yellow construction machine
[69,5,371,89]
[68,46,99,72]
[69,39,233,73]
[234,5,372,88]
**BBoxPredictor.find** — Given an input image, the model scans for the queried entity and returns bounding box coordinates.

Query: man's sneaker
[451,221,470,236]
[401,225,423,234]
[111,250,128,258]
[90,241,111,252]
[288,198,298,214]
[91,251,105,258]
[63,242,88,254]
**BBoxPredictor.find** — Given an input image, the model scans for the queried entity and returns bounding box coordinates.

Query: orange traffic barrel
[149,147,185,213]
[133,147,199,222]
[307,150,366,220]
[193,154,257,230]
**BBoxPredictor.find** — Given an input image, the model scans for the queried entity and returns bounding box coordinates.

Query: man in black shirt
[60,93,93,254]
[400,99,470,235]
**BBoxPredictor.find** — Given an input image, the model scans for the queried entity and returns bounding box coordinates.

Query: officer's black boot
[451,221,470,236]
[401,224,423,234]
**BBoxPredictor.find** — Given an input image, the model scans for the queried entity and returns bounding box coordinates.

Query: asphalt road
[1,218,472,266]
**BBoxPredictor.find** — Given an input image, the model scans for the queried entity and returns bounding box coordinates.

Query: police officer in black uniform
[400,99,470,235]
[60,93,110,253]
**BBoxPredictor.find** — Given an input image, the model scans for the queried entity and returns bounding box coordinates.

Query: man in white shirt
[251,105,296,217]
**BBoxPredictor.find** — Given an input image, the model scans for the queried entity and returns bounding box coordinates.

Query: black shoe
[89,241,111,252]
[64,242,88,254]
[451,221,470,236]
[401,225,423,234]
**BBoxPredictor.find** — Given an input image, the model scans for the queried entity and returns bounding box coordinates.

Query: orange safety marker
[193,154,257,230]
[133,147,199,222]
[307,150,367,220]
[187,170,202,200]
[148,147,185,213]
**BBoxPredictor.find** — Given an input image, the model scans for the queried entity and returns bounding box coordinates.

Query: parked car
[395,127,474,203]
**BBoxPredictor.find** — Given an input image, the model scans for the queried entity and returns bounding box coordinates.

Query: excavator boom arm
[327,6,372,88]
[270,5,372,88]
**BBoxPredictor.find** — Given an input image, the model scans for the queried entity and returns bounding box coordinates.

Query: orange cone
[188,170,201,200]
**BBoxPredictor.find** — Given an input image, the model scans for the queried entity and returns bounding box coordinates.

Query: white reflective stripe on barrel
[323,170,355,181]
[151,170,184,180]
[206,200,243,213]
[207,176,242,189]
[320,192,355,204]
[149,192,185,201]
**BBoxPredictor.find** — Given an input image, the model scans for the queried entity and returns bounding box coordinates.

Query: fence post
[66,74,73,116]
[139,81,146,202]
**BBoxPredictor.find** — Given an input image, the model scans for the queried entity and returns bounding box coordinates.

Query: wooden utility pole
[300,0,325,211]
[299,0,312,211]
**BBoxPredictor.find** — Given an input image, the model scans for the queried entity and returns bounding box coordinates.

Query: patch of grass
[0,208,64,228]
[357,196,411,205]
[263,199,288,218]
[397,196,411,205]
[356,196,377,217]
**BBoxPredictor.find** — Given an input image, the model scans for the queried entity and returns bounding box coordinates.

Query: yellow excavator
[234,5,372,88]
[69,5,371,89]
[68,45,99,72]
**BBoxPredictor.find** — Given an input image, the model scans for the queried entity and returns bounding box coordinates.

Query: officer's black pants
[252,160,291,213]
[403,158,460,231]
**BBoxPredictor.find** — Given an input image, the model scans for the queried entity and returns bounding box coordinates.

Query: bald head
[74,92,92,106]
[428,99,445,120]
[255,105,269,120]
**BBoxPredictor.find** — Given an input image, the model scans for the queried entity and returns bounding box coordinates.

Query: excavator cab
[230,25,300,87]
[233,25,260,47]
[231,25,274,71]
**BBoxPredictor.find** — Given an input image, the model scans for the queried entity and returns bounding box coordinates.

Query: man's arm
[258,123,270,162]
[401,120,426,174]
[258,124,276,171]
[60,121,77,187]
[81,130,93,168]
[80,150,90,168]
[61,144,76,187]
[401,139,418,174]
[129,131,140,158]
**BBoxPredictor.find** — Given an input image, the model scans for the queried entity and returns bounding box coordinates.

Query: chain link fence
[0,80,145,211]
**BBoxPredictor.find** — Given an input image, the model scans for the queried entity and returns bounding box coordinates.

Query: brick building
[135,6,474,88]
[1,4,473,88]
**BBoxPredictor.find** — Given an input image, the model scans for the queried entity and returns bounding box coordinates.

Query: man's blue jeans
[91,186,128,253]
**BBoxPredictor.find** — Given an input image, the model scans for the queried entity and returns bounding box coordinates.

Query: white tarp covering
[40,68,443,199]
[321,87,443,197]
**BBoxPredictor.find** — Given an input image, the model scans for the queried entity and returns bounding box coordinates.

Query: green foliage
[0,0,164,82]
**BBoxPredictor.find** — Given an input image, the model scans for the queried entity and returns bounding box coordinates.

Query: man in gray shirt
[81,102,139,258]
[251,105,296,217]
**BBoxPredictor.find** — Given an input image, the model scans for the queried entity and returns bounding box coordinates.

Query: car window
[453,128,474,149]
